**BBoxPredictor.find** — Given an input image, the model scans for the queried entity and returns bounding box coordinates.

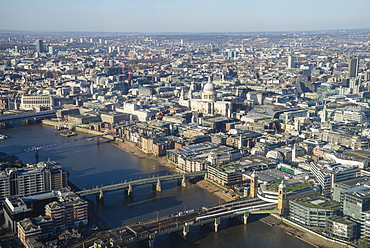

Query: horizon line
[1,28,370,36]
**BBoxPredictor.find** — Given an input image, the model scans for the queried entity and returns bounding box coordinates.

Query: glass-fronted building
[290,195,340,227]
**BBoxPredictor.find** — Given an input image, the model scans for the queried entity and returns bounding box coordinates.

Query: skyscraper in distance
[348,57,359,78]
[48,46,54,55]
[35,39,44,53]
[365,70,370,81]
[288,56,296,68]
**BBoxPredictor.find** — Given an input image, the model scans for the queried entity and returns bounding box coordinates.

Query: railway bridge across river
[0,110,56,125]
[69,198,277,248]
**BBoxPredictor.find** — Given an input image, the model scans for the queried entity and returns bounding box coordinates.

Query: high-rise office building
[288,56,296,68]
[35,39,44,53]
[365,70,370,81]
[48,46,54,55]
[348,57,359,78]
[349,78,360,94]
[224,51,238,58]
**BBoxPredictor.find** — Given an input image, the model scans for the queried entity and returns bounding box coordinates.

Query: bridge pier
[125,183,133,197]
[148,234,155,247]
[177,174,187,187]
[183,223,190,238]
[214,217,220,232]
[99,188,104,200]
[96,188,104,202]
[181,174,187,187]
[156,178,161,192]
[233,212,249,224]
[242,212,249,224]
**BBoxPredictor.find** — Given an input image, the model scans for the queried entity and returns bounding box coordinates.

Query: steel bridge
[69,198,277,248]
[0,110,56,124]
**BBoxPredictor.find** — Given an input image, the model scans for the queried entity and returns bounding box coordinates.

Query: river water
[0,124,312,248]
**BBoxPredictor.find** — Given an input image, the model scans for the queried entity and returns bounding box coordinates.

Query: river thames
[0,124,312,248]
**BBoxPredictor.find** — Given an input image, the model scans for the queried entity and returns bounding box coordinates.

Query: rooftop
[245,169,290,183]
[294,195,340,210]
[335,176,370,189]
[329,216,356,225]
[267,179,312,192]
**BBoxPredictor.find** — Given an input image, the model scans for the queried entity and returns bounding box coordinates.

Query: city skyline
[1,20,370,246]
[1,0,370,33]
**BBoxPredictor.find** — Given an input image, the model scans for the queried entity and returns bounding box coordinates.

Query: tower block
[278,180,288,216]
[250,171,258,198]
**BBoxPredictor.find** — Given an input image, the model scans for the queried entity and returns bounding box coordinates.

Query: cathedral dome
[203,82,215,94]
[202,82,216,101]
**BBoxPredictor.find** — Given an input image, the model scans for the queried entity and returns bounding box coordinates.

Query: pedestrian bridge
[76,171,206,199]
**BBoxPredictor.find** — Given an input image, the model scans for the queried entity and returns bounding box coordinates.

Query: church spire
[180,87,184,100]
[322,102,327,123]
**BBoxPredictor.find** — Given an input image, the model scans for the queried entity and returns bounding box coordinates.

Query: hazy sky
[1,0,369,33]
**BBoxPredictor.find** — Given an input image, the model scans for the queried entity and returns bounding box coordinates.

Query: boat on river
[59,131,77,137]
